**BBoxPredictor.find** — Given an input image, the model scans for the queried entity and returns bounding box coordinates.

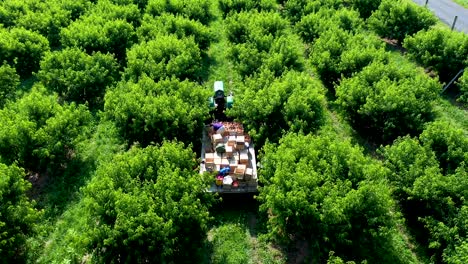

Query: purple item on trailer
[213,122,223,131]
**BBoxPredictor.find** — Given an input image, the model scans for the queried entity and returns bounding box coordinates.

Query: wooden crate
[212,134,223,144]
[244,168,253,181]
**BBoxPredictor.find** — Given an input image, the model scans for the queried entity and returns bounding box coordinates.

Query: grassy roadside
[453,0,468,8]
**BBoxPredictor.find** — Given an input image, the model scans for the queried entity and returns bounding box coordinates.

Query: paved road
[412,0,468,33]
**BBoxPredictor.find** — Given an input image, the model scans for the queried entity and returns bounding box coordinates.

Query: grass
[204,195,285,264]
[453,0,468,8]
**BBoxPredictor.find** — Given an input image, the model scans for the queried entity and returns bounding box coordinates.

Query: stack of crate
[206,122,257,189]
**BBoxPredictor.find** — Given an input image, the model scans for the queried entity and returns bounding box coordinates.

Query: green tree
[229,70,326,147]
[0,163,39,262]
[104,76,209,146]
[137,13,213,51]
[310,29,388,89]
[225,11,303,77]
[379,136,440,202]
[61,15,137,62]
[15,1,71,47]
[0,86,93,173]
[37,48,119,109]
[124,35,202,82]
[0,63,19,107]
[258,133,416,263]
[87,0,141,26]
[419,120,468,175]
[336,61,439,143]
[146,0,214,25]
[225,11,288,47]
[0,0,29,27]
[379,125,468,262]
[281,0,344,23]
[411,166,468,262]
[296,8,363,44]
[0,26,50,77]
[368,0,437,43]
[403,28,468,82]
[83,142,212,263]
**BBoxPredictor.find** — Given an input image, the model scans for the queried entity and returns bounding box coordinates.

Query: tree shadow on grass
[28,158,94,220]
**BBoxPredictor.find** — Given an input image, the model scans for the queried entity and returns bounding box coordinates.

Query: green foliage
[0,63,19,107]
[412,166,468,262]
[310,29,388,89]
[225,11,288,47]
[0,163,39,262]
[124,35,202,82]
[348,0,382,19]
[403,28,468,82]
[0,0,92,46]
[219,0,277,18]
[0,0,90,26]
[458,69,468,105]
[104,76,210,146]
[281,0,344,23]
[336,61,439,143]
[0,87,93,172]
[445,240,468,264]
[368,0,437,43]
[380,125,468,262]
[258,133,416,263]
[83,142,212,262]
[137,13,213,51]
[15,2,71,47]
[61,12,137,61]
[296,8,364,44]
[146,0,214,25]
[225,11,304,77]
[88,0,141,26]
[229,70,326,147]
[0,0,29,27]
[420,120,468,175]
[37,48,119,109]
[0,26,50,77]
[211,224,250,264]
[379,136,439,201]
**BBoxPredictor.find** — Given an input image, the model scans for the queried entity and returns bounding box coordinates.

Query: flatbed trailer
[199,122,258,193]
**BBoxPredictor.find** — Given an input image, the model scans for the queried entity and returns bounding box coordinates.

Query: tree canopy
[0,26,50,77]
[403,28,468,82]
[37,48,119,109]
[258,133,417,263]
[124,35,202,82]
[137,13,213,51]
[0,163,39,263]
[310,29,389,90]
[104,76,209,146]
[228,70,326,147]
[336,61,439,143]
[0,64,19,107]
[82,142,212,262]
[368,0,436,43]
[0,86,93,173]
